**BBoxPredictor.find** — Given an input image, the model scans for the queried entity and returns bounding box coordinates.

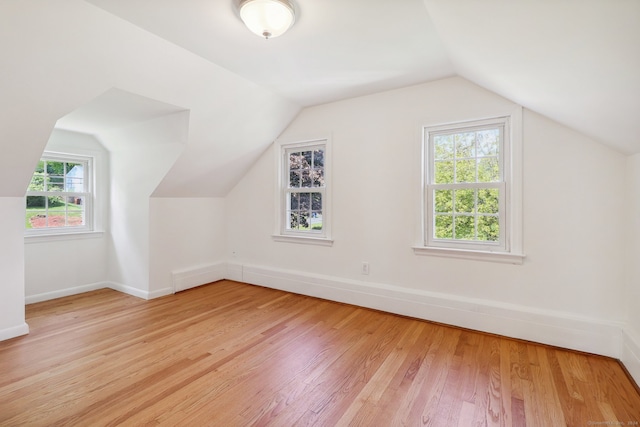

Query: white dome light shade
[239,0,295,39]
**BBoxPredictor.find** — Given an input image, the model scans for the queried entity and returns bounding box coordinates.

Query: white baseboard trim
[226,262,244,282]
[172,262,227,293]
[18,262,635,370]
[622,327,640,387]
[26,282,108,304]
[0,322,29,341]
[107,282,172,300]
[232,262,624,359]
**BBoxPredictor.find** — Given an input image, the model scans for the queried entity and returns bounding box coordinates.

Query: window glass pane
[301,170,312,188]
[289,193,299,210]
[299,193,310,210]
[434,161,453,184]
[289,171,300,188]
[46,197,66,227]
[34,160,45,174]
[454,189,475,213]
[26,196,46,229]
[311,193,322,211]
[434,190,452,213]
[478,189,499,214]
[302,151,312,167]
[455,159,475,183]
[48,176,64,191]
[46,161,64,176]
[29,173,45,191]
[26,195,46,208]
[477,129,499,156]
[477,216,499,242]
[48,195,65,209]
[434,135,454,160]
[311,168,324,187]
[298,212,310,230]
[478,157,499,182]
[288,212,299,230]
[454,216,475,240]
[313,149,324,168]
[27,211,48,228]
[435,215,453,239]
[65,163,84,191]
[455,133,475,158]
[289,152,303,170]
[66,196,84,226]
[310,212,322,230]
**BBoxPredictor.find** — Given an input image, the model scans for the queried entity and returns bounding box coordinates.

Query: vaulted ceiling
[85,0,640,153]
[1,0,638,199]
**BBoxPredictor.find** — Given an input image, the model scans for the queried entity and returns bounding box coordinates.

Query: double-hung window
[418,114,524,263]
[275,139,332,245]
[25,153,93,234]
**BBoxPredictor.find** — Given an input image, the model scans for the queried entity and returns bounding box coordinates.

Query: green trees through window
[25,156,89,231]
[427,123,505,246]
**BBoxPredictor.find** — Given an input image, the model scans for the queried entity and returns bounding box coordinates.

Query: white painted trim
[622,327,640,387]
[274,136,333,243]
[106,282,172,300]
[15,261,637,382]
[172,262,227,293]
[226,262,244,282]
[0,323,29,341]
[412,246,525,264]
[26,281,108,304]
[232,262,623,358]
[417,106,524,262]
[271,234,334,246]
[25,231,105,244]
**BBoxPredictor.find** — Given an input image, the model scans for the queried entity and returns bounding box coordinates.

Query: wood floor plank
[0,280,639,426]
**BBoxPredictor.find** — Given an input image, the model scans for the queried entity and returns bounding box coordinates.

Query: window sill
[25,231,105,244]
[272,234,334,247]
[412,246,525,264]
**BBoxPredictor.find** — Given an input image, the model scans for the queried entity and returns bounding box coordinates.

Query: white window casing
[414,107,525,264]
[273,137,333,246]
[25,152,95,237]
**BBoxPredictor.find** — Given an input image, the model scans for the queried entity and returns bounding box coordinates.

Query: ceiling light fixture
[239,0,296,39]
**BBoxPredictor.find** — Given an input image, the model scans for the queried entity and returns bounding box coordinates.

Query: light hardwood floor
[1,280,639,426]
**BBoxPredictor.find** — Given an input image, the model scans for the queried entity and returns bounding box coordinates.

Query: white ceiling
[55,88,187,136]
[83,0,640,153]
[84,0,454,107]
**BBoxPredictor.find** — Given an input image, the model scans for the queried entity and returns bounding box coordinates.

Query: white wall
[105,113,187,298]
[623,154,640,383]
[149,197,227,294]
[226,77,628,358]
[0,198,29,340]
[25,130,109,303]
[0,0,298,342]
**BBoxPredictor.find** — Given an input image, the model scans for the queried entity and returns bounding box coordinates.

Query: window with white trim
[275,139,332,244]
[25,153,93,234]
[425,118,508,251]
[417,114,524,263]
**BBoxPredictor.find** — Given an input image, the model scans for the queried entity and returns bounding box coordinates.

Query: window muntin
[425,119,508,251]
[284,145,325,235]
[25,154,93,234]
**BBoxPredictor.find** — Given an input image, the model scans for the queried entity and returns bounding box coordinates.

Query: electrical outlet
[361,262,369,275]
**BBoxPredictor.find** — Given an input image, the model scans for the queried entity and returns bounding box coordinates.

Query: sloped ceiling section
[83,0,455,107]
[85,0,640,154]
[55,88,189,145]
[0,0,299,198]
[423,0,640,153]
